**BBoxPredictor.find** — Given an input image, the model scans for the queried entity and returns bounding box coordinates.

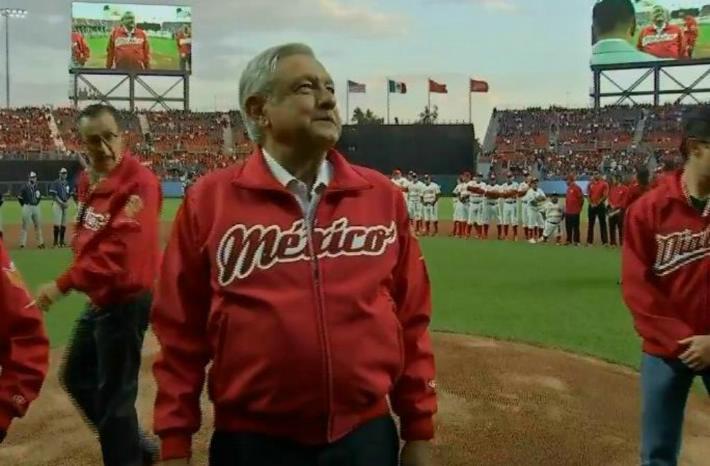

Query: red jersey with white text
[637,23,686,59]
[175,31,191,56]
[152,148,437,460]
[622,170,709,358]
[106,26,150,70]
[71,32,90,65]
[56,153,162,307]
[0,240,48,433]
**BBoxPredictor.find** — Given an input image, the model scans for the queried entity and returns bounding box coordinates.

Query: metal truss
[591,58,710,109]
[69,68,190,111]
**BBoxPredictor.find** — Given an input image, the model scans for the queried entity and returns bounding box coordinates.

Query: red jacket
[0,240,49,433]
[565,183,584,214]
[106,26,150,70]
[622,170,709,358]
[637,24,686,59]
[587,179,609,206]
[608,184,629,209]
[56,153,162,307]
[624,182,649,209]
[71,31,90,65]
[684,17,699,48]
[152,149,436,460]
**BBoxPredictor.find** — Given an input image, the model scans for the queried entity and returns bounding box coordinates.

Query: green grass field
[84,35,181,70]
[4,198,641,370]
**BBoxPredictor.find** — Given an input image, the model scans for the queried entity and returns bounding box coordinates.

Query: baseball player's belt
[470,198,482,203]
[505,200,516,204]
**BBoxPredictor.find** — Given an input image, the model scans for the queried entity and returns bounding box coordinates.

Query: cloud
[196,0,409,38]
[426,0,520,13]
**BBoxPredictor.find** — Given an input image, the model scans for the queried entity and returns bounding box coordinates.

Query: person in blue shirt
[17,172,45,249]
[591,0,659,66]
[48,168,72,248]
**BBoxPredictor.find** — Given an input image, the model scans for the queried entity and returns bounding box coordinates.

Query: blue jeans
[640,353,710,466]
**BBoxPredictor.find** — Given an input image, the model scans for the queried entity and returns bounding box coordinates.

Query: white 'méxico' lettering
[653,227,710,276]
[216,217,398,286]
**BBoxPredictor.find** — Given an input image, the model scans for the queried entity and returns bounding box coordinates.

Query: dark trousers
[565,214,580,244]
[60,293,155,466]
[209,416,399,466]
[608,209,624,246]
[587,204,609,245]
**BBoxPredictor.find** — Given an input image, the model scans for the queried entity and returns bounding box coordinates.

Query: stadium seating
[0,107,55,156]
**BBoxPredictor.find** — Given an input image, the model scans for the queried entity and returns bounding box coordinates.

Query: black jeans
[565,214,580,244]
[209,416,399,466]
[608,209,624,246]
[587,204,609,245]
[60,293,155,466]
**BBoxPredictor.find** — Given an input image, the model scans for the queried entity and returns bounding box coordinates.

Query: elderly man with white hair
[151,43,437,466]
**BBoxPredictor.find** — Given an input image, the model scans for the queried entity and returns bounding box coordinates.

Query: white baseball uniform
[542,200,564,239]
[391,177,410,201]
[452,182,469,222]
[501,182,519,226]
[421,182,441,221]
[523,187,546,229]
[480,184,500,225]
[467,180,484,225]
[517,181,530,226]
[407,180,426,220]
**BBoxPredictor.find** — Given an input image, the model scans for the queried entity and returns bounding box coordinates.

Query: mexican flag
[388,80,407,94]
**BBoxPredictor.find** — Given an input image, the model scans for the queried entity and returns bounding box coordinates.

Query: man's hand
[678,335,710,371]
[34,282,65,312]
[160,459,190,466]
[401,440,434,466]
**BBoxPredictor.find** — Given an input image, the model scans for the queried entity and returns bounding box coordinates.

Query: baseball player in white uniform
[532,193,564,244]
[517,175,531,239]
[480,182,502,239]
[407,172,426,234]
[466,173,484,238]
[390,169,409,201]
[18,172,45,249]
[500,174,519,240]
[451,173,470,237]
[420,175,441,236]
[523,178,547,242]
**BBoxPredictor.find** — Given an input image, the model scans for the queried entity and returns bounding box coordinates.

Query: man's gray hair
[239,43,315,145]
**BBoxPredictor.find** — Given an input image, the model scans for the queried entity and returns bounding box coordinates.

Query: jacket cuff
[399,415,434,441]
[0,406,14,432]
[160,433,192,461]
[55,269,75,295]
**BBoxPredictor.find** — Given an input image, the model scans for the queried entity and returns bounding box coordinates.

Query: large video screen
[591,0,710,65]
[71,2,192,73]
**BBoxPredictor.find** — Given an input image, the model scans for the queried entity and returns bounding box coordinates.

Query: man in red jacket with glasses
[33,104,162,466]
[152,43,437,466]
[0,240,48,445]
[622,107,710,466]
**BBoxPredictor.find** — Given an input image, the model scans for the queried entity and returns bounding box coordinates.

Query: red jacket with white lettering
[622,170,709,358]
[56,153,162,308]
[637,24,686,59]
[106,26,150,70]
[152,148,437,460]
[0,240,49,433]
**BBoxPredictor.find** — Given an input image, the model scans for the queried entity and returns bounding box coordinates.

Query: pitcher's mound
[1,333,708,465]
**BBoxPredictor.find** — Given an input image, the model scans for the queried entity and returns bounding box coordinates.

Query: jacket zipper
[298,193,334,442]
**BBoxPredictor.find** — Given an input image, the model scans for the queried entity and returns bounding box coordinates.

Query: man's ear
[246,95,269,129]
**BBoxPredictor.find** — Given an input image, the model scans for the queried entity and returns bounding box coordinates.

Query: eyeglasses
[84,132,118,146]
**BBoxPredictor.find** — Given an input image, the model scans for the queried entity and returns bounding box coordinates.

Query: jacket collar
[90,151,137,195]
[262,148,332,191]
[661,169,710,217]
[232,146,372,193]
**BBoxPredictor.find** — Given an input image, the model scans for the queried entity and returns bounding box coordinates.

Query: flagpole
[345,81,349,125]
[427,79,431,113]
[386,78,390,124]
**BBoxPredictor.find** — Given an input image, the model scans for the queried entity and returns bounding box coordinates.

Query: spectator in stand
[607,174,629,246]
[591,0,658,65]
[587,172,610,246]
[564,174,584,246]
[637,5,686,60]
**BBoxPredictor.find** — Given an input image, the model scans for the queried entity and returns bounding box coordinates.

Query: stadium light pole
[0,8,28,109]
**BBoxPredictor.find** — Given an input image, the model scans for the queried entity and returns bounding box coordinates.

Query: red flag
[470,79,489,93]
[428,79,448,94]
